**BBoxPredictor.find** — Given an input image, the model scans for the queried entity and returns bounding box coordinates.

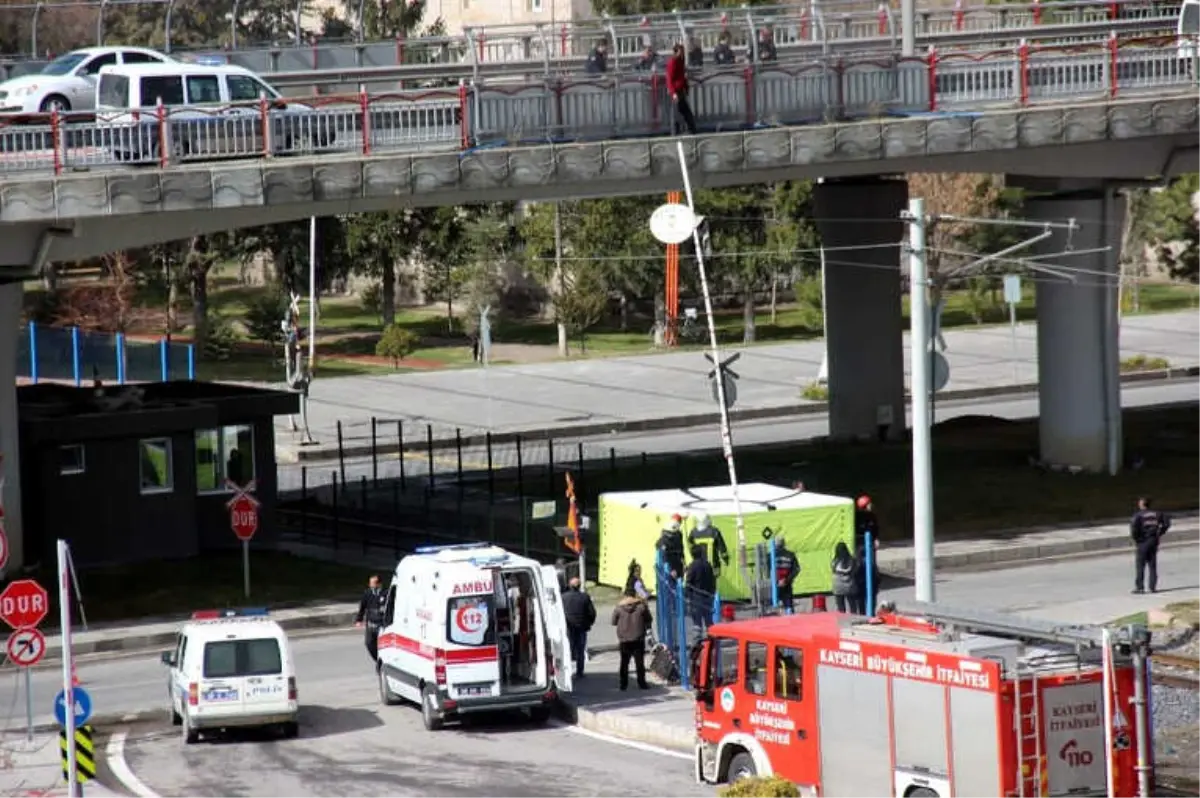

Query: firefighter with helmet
[657,514,686,585]
[854,495,881,613]
[688,513,730,576]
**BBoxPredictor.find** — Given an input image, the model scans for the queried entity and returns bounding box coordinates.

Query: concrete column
[814,178,908,442]
[1025,187,1124,473]
[0,282,24,572]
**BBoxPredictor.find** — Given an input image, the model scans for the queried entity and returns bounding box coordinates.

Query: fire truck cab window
[774,646,803,701]
[744,641,768,695]
[713,637,739,687]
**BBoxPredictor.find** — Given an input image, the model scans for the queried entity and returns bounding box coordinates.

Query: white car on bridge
[0,46,174,115]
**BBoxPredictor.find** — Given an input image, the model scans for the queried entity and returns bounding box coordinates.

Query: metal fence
[0,35,1192,177]
[17,322,196,384]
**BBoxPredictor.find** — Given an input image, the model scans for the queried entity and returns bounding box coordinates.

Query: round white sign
[719,686,736,713]
[649,203,696,245]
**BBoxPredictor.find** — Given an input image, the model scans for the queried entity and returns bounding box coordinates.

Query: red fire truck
[690,602,1153,797]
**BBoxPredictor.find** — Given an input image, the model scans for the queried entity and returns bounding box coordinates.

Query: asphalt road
[3,544,1194,796]
[277,379,1200,492]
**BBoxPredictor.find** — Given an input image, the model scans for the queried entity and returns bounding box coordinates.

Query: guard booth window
[744,641,768,695]
[774,646,803,701]
[713,637,739,687]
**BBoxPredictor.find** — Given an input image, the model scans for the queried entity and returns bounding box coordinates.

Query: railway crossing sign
[0,579,49,630]
[226,480,260,542]
[6,628,45,668]
[59,724,95,784]
[53,687,93,727]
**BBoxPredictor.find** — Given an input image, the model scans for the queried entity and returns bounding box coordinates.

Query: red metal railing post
[1017,40,1030,105]
[650,72,660,130]
[927,47,939,112]
[800,8,811,40]
[360,88,371,155]
[477,32,486,62]
[1032,0,1042,25]
[457,80,469,150]
[395,33,405,65]
[953,0,964,30]
[156,98,168,168]
[1109,1,1118,20]
[878,3,888,35]
[743,65,755,125]
[560,24,568,57]
[1107,33,1119,99]
[50,110,62,175]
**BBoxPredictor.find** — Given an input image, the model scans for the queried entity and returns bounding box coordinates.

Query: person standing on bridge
[666,44,698,136]
[1130,496,1170,594]
[354,575,386,663]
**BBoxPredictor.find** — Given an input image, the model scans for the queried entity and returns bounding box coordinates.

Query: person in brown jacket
[611,587,653,690]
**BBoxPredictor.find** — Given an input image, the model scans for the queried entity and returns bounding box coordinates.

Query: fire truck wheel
[727,752,756,782]
[421,686,444,731]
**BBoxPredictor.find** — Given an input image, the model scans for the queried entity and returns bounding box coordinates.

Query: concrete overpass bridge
[0,34,1194,573]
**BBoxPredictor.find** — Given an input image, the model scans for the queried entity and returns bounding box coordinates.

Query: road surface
[276,379,1200,492]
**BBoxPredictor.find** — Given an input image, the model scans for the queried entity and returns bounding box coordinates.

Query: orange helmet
[856,495,872,510]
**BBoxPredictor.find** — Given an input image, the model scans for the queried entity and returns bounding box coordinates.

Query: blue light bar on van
[191,607,269,619]
[182,54,229,66]
[469,554,510,567]
[415,542,492,554]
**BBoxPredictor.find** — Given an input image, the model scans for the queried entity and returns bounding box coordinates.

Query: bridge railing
[0,0,1181,79]
[0,35,1193,176]
[16,322,196,385]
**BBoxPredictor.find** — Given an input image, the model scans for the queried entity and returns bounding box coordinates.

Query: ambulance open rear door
[539,565,574,693]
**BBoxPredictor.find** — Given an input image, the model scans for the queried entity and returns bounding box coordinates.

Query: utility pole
[901,0,915,55]
[906,198,934,603]
[554,203,568,357]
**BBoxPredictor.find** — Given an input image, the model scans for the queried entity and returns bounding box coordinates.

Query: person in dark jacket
[774,540,799,613]
[635,44,659,71]
[353,575,386,663]
[831,541,862,614]
[854,495,881,613]
[684,544,717,638]
[585,39,609,74]
[657,515,686,583]
[561,577,597,677]
[1131,497,1170,594]
[666,44,697,135]
[625,560,650,600]
[713,32,736,66]
[611,588,653,690]
[750,27,777,61]
[686,34,704,68]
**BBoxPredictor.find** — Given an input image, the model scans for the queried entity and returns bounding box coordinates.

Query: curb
[281,368,1200,463]
[553,699,695,752]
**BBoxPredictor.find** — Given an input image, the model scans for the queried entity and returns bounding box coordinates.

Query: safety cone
[70,663,81,687]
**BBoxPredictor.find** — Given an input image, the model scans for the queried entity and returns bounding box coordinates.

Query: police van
[160,608,299,744]
[375,543,574,730]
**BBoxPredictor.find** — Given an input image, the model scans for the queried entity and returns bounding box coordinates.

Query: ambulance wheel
[378,666,400,706]
[906,790,938,798]
[727,752,756,782]
[421,686,443,731]
[182,712,199,745]
[528,706,552,724]
[170,706,181,726]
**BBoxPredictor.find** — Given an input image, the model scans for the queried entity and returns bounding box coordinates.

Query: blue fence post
[865,531,876,616]
[655,550,669,649]
[71,326,81,386]
[675,578,688,689]
[28,322,38,384]
[187,344,196,379]
[115,333,126,384]
[711,591,721,626]
[159,338,169,381]
[769,537,779,611]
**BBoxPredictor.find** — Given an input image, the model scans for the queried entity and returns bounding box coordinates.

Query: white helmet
[696,513,711,530]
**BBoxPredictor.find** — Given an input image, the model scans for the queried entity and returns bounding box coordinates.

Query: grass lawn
[527,404,1198,542]
[33,551,367,629]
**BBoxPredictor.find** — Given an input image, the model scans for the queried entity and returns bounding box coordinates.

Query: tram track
[1151,653,1200,691]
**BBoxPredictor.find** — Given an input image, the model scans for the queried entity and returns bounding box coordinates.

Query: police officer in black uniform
[657,515,686,585]
[354,575,386,663]
[1130,497,1170,594]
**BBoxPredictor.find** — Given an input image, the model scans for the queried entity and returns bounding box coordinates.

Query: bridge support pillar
[1025,186,1125,474]
[814,178,908,442]
[0,282,24,571]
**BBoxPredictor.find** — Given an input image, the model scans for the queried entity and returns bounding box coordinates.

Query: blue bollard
[29,322,38,384]
[675,579,689,689]
[71,326,81,386]
[655,550,670,650]
[711,591,721,626]
[159,338,168,381]
[115,333,126,384]
[769,537,779,611]
[187,344,196,380]
[865,531,876,616]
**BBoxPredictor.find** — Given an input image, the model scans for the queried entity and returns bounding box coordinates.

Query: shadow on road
[297,705,385,739]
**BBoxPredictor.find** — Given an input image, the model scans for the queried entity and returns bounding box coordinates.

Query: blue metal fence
[17,322,196,385]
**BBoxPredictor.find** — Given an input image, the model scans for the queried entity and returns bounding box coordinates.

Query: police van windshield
[203,638,282,678]
[447,596,495,647]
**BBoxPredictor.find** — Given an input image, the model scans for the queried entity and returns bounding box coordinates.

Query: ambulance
[690,601,1154,797]
[374,543,575,730]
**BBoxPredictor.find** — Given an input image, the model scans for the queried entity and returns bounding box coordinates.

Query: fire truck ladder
[895,602,1111,649]
[1013,666,1043,798]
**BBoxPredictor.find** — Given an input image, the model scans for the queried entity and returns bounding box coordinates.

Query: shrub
[719,776,801,798]
[360,282,384,320]
[1120,354,1170,372]
[244,292,290,346]
[375,324,419,368]
[202,315,237,362]
[800,382,829,401]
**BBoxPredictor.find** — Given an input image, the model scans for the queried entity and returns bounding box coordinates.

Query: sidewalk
[0,732,122,797]
[26,515,1197,667]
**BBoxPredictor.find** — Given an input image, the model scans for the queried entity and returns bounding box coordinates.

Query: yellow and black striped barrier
[59,724,95,784]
